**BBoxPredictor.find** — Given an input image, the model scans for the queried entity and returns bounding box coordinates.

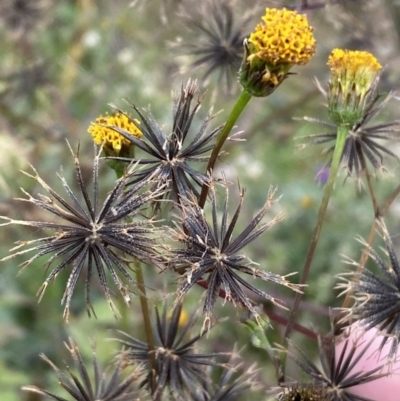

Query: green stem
[134,259,157,394]
[198,90,252,208]
[110,159,156,392]
[117,297,130,332]
[283,125,349,342]
[341,161,384,311]
[363,163,379,218]
[341,218,377,310]
[111,169,131,332]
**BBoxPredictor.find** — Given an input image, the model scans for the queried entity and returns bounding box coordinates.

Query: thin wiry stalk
[284,125,348,345]
[134,258,157,395]
[198,89,251,208]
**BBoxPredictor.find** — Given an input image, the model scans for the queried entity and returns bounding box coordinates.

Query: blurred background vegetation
[1,0,400,400]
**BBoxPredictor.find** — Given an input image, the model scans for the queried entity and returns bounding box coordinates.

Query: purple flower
[315,165,330,185]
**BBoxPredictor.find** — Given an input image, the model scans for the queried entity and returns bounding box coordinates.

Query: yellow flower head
[327,49,382,125]
[328,49,381,93]
[88,112,142,156]
[239,8,316,97]
[248,8,316,67]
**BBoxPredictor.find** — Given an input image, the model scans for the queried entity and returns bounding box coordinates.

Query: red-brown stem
[196,279,317,340]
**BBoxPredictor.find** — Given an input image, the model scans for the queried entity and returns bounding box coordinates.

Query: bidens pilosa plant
[1,1,400,400]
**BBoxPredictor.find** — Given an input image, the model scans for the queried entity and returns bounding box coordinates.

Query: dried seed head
[168,184,299,331]
[0,142,163,321]
[114,302,225,400]
[22,338,143,401]
[338,221,400,360]
[109,79,222,203]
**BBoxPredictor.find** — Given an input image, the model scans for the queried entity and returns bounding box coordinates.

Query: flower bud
[327,49,382,126]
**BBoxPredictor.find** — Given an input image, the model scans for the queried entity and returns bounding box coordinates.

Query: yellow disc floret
[248,8,316,66]
[88,112,142,155]
[328,49,382,92]
[327,49,382,125]
[239,7,315,96]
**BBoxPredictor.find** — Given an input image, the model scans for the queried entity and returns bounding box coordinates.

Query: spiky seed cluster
[169,185,300,331]
[0,143,162,321]
[115,302,222,400]
[240,7,316,96]
[327,49,382,125]
[202,351,259,401]
[328,49,381,95]
[88,112,143,157]
[338,226,400,360]
[278,383,332,401]
[289,328,388,401]
[110,79,222,201]
[175,0,252,94]
[22,338,143,401]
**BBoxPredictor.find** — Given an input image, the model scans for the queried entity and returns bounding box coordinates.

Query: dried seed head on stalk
[298,50,400,179]
[0,142,163,321]
[168,183,300,332]
[107,79,223,203]
[200,349,260,401]
[173,0,256,94]
[22,338,144,401]
[337,221,400,360]
[114,302,224,400]
[288,325,390,401]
